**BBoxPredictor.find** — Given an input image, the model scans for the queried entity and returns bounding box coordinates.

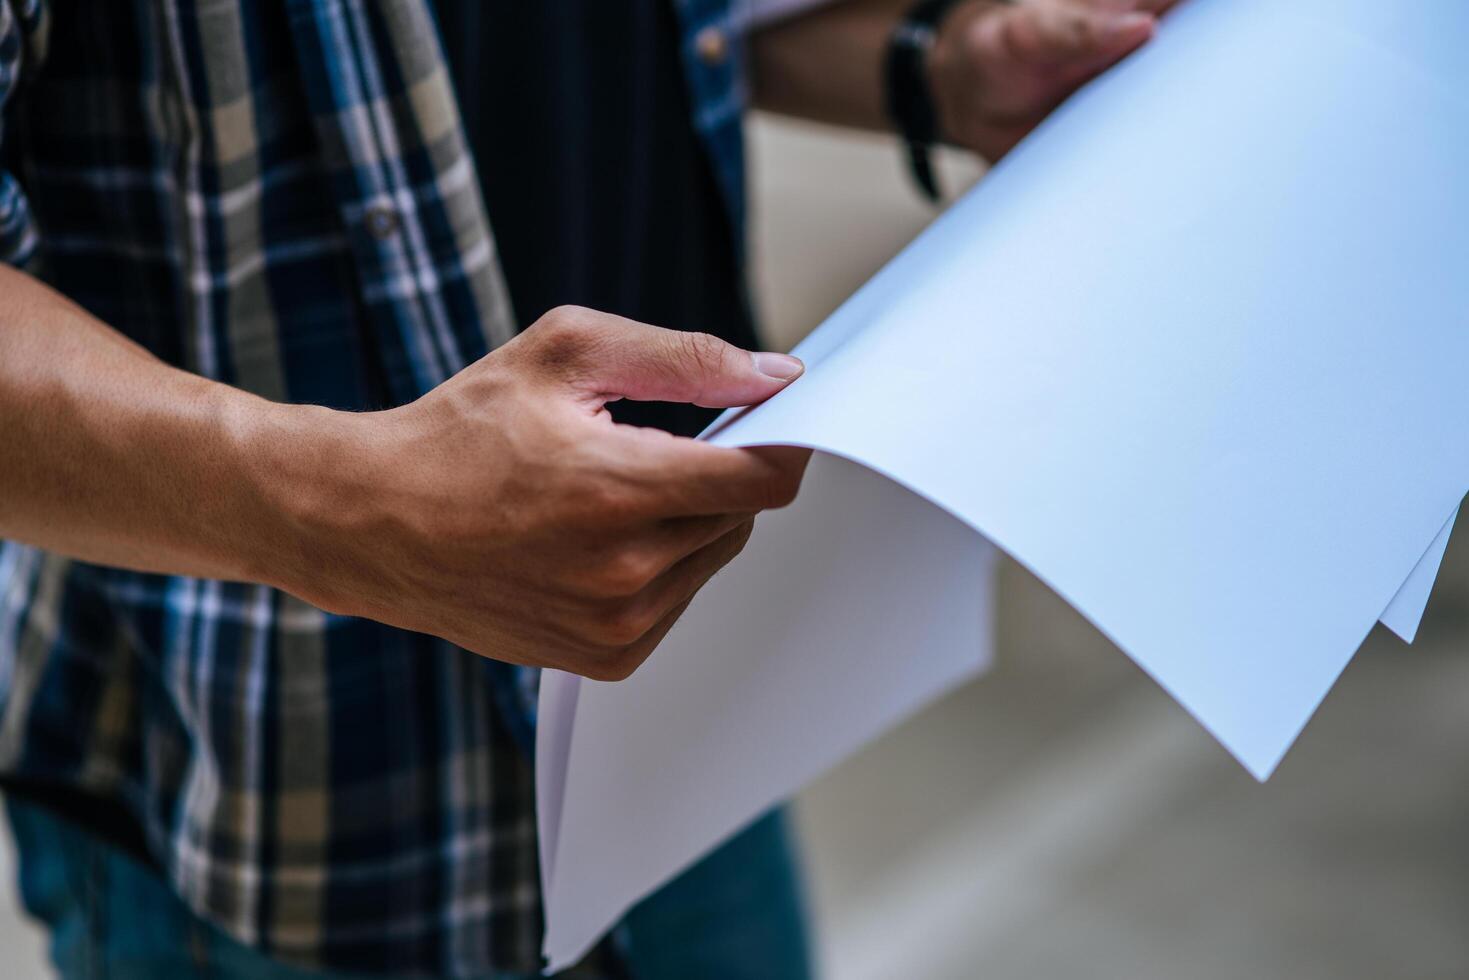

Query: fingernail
[752,352,804,382]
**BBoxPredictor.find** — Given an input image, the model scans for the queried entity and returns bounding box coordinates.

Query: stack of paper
[538,0,1469,968]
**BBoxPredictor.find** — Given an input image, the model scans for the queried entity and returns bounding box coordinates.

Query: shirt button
[364,204,400,240]
[695,26,728,66]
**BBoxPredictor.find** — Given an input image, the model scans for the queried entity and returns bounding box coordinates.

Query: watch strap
[885,0,967,201]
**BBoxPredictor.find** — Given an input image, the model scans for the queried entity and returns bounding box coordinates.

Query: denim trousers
[4,798,813,980]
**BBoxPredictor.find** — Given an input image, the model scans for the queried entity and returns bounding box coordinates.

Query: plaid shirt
[0,0,750,975]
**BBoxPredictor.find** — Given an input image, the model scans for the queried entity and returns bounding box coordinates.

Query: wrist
[222,394,379,605]
[927,1,1015,164]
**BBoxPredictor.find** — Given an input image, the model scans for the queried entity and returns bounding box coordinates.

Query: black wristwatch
[884,0,967,202]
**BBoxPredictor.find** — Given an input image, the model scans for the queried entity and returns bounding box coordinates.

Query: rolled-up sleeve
[0,0,42,268]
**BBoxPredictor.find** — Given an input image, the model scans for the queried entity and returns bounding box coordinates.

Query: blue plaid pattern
[0,0,40,267]
[674,0,751,234]
[0,1,752,976]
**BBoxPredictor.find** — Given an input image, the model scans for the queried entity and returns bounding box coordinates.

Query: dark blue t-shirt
[434,1,757,436]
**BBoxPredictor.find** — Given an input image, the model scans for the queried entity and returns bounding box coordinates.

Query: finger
[527,306,804,408]
[626,520,755,630]
[614,428,813,517]
[1071,0,1179,21]
[564,511,753,600]
[1130,0,1181,14]
[651,511,757,571]
[601,522,757,677]
[1002,6,1154,63]
[597,597,695,682]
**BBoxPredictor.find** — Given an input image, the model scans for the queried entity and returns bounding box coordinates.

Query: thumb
[534,308,804,408]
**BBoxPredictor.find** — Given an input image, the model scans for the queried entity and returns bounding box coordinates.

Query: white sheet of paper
[538,454,997,968]
[539,0,1469,967]
[1379,509,1458,644]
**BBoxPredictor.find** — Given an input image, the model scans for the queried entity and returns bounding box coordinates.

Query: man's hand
[930,0,1178,161]
[0,265,807,682]
[283,307,810,681]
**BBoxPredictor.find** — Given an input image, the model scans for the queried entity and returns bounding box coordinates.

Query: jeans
[4,798,812,979]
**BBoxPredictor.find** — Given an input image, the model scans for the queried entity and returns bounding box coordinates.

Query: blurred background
[4,114,1469,979]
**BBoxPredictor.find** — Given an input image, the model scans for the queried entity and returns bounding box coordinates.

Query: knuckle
[543,304,597,336]
[592,549,660,597]
[575,481,640,527]
[528,305,603,370]
[674,331,732,379]
[961,16,991,57]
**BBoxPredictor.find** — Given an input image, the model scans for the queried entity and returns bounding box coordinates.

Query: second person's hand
[931,0,1178,161]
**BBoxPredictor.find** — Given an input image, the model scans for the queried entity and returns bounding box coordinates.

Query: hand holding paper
[291,306,808,680]
[930,0,1178,160]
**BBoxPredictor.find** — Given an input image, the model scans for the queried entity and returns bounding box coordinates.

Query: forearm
[0,271,810,675]
[0,264,340,584]
[749,0,907,132]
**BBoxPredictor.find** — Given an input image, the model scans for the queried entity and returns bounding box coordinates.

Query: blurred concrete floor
[3,115,1468,980]
[746,115,1469,980]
